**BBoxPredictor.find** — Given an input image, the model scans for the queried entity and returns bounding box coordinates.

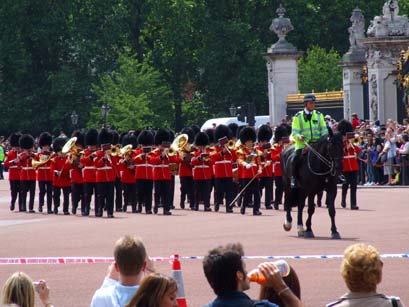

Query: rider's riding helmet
[303,94,316,103]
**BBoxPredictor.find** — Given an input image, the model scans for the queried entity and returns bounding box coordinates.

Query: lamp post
[229,104,237,116]
[101,103,110,128]
[71,111,78,131]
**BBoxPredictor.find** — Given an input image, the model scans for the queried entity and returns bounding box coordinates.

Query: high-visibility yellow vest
[291,110,327,149]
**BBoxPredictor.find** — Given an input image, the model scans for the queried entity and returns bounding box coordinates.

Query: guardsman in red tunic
[111,130,123,212]
[80,129,98,216]
[236,127,263,216]
[120,133,137,213]
[94,128,116,218]
[68,130,85,215]
[256,125,274,210]
[191,132,213,211]
[149,128,178,215]
[270,124,290,210]
[134,130,155,214]
[4,133,22,211]
[34,132,54,213]
[18,134,36,213]
[51,137,71,215]
[340,120,361,210]
[178,127,195,210]
[210,125,235,213]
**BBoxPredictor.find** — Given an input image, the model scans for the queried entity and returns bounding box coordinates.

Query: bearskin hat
[9,133,22,147]
[128,133,138,148]
[38,132,52,147]
[239,127,256,144]
[228,123,239,139]
[111,130,119,145]
[98,128,113,145]
[274,125,290,143]
[194,132,209,147]
[52,137,67,152]
[214,124,232,141]
[85,129,98,146]
[181,127,195,144]
[257,125,272,142]
[138,130,154,146]
[71,130,85,148]
[19,134,34,149]
[119,132,127,146]
[190,125,200,136]
[154,128,171,145]
[168,129,175,142]
[337,119,354,136]
[204,129,215,144]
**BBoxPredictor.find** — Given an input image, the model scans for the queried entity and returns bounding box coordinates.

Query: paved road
[0,178,408,307]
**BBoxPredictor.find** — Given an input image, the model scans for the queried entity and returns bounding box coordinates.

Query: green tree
[91,52,174,131]
[298,46,343,93]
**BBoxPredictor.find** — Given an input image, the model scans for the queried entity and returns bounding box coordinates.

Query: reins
[304,141,337,176]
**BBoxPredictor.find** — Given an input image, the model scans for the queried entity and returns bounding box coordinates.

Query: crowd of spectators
[0,235,405,307]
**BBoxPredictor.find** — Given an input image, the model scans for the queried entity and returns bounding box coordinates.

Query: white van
[200,115,270,131]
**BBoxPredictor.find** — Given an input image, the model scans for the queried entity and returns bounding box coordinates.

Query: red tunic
[271,145,284,177]
[149,149,179,181]
[191,151,212,180]
[18,151,36,181]
[133,148,153,180]
[342,143,361,172]
[51,156,71,187]
[178,151,193,177]
[256,145,273,177]
[119,158,136,184]
[94,151,116,182]
[34,152,53,182]
[210,147,236,178]
[4,149,21,181]
[69,155,83,184]
[236,147,262,179]
[80,149,96,183]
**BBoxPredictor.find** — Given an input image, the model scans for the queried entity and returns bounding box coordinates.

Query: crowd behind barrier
[0,236,405,307]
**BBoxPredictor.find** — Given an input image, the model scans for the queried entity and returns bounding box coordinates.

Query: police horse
[281,128,344,239]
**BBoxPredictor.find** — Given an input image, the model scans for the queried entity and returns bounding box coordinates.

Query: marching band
[3,124,292,218]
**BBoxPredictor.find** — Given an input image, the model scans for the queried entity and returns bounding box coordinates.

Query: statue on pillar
[268,4,297,53]
[348,8,365,50]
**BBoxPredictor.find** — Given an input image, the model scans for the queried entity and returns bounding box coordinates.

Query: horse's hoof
[331,232,341,240]
[304,231,314,238]
[297,225,305,237]
[283,219,292,232]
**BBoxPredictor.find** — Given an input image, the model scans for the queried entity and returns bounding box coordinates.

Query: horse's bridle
[305,139,340,176]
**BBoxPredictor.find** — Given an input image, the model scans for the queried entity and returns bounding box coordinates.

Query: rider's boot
[291,148,302,189]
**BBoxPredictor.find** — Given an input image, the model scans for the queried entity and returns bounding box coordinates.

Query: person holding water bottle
[202,242,304,307]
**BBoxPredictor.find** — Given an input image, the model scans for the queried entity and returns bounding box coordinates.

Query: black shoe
[122,207,127,212]
[351,206,359,210]
[48,210,53,214]
[226,208,234,213]
[193,206,198,211]
[81,212,86,216]
[214,203,220,212]
[273,202,279,210]
[153,207,158,214]
[72,208,77,215]
[96,212,103,217]
[136,205,142,213]
[253,211,262,216]
[115,208,122,212]
[204,207,212,212]
[180,202,185,209]
[64,212,70,215]
[39,206,43,213]
[265,205,273,210]
[240,206,245,215]
[29,209,35,213]
[341,202,346,208]
[164,210,172,215]
[10,204,15,211]
[108,214,114,218]
[146,210,152,214]
[54,208,58,214]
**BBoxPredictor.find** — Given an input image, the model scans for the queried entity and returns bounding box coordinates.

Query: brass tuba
[171,133,191,152]
[120,144,133,157]
[62,137,78,155]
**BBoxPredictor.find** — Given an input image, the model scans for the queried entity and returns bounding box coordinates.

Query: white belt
[215,160,231,164]
[38,167,50,170]
[154,165,169,168]
[97,166,112,170]
[194,165,210,169]
[22,167,34,170]
[8,166,18,169]
[83,166,96,170]
[344,155,356,159]
[136,164,152,167]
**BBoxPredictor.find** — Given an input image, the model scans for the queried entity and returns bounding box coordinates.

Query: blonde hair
[341,243,382,292]
[1,272,35,307]
[125,273,177,307]
[114,235,147,276]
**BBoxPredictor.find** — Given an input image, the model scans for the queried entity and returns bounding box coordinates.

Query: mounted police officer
[290,94,328,188]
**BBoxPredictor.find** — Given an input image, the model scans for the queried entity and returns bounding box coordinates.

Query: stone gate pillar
[265,5,302,125]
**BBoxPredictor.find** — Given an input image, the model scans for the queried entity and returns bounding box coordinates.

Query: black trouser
[154,180,171,212]
[9,180,20,208]
[71,183,83,213]
[194,180,212,209]
[96,181,114,216]
[122,182,137,211]
[274,176,284,205]
[240,178,261,214]
[137,179,153,212]
[39,181,53,211]
[342,171,358,208]
[259,176,273,208]
[20,180,36,211]
[215,177,235,210]
[0,161,4,179]
[53,186,71,213]
[115,177,122,211]
[83,182,96,215]
[180,176,195,208]
[169,175,175,208]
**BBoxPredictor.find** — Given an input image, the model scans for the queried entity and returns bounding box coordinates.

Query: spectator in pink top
[351,113,360,130]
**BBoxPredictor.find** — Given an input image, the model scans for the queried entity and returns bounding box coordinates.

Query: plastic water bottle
[247,260,290,284]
